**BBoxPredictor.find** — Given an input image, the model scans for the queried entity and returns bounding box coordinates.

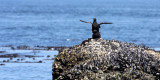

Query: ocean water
[0,47,58,80]
[0,0,160,80]
[0,0,160,48]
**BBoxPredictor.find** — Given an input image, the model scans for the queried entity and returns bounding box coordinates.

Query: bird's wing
[99,22,112,25]
[80,20,92,24]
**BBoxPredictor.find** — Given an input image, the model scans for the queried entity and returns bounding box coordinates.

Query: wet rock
[0,54,43,58]
[10,57,13,60]
[0,64,5,66]
[38,60,42,63]
[52,38,160,80]
[24,61,43,63]
[0,54,18,58]
[24,55,43,58]
[17,59,20,61]
[17,45,30,50]
[33,58,35,60]
[3,60,7,62]
[47,55,51,58]
[0,51,5,53]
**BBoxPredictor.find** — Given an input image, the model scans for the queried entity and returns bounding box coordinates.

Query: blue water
[0,0,160,47]
[0,47,58,80]
[0,0,160,80]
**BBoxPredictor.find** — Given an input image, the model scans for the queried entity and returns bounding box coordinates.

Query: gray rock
[52,38,160,80]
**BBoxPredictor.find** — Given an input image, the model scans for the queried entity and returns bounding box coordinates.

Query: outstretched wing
[99,22,112,25]
[80,20,92,24]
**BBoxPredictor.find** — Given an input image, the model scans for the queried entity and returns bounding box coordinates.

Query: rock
[0,51,5,53]
[52,38,160,80]
[0,64,5,66]
[17,45,30,50]
[38,60,42,63]
[0,54,19,58]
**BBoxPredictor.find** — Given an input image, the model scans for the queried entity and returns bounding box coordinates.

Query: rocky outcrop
[52,38,160,80]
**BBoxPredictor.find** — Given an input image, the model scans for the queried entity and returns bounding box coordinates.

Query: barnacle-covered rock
[52,38,160,80]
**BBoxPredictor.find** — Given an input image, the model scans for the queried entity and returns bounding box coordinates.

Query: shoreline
[0,44,160,52]
[0,45,69,52]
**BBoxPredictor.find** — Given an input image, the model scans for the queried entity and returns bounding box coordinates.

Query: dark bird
[80,18,112,39]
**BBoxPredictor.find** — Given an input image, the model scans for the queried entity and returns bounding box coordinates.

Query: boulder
[52,38,160,80]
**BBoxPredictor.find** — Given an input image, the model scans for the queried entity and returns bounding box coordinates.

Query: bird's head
[93,18,97,22]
